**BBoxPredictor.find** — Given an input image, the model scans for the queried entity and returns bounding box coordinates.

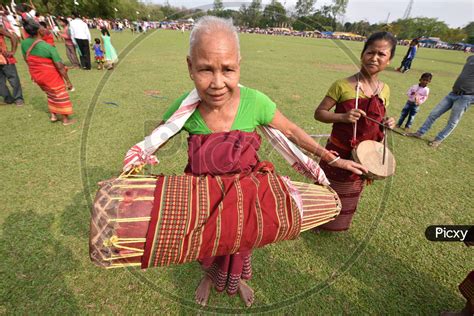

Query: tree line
[4,0,472,43]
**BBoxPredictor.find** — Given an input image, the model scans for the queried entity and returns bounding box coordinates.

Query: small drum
[90,174,341,269]
[352,140,396,180]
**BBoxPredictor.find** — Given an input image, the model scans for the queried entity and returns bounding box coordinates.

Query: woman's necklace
[356,72,381,96]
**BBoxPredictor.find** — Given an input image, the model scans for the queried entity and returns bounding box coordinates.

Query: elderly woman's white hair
[188,16,240,58]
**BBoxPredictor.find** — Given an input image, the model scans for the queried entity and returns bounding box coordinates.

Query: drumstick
[383,127,387,165]
[361,113,407,136]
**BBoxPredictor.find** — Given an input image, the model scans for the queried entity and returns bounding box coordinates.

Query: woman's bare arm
[269,110,367,175]
[314,96,366,124]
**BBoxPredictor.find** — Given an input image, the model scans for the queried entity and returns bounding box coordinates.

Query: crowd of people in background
[0,1,471,132]
[0,1,122,125]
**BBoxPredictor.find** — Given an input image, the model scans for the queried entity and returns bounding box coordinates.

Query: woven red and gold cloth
[90,171,340,269]
[141,164,301,268]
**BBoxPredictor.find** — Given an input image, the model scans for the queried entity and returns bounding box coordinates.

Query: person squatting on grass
[314,31,397,231]
[21,18,75,125]
[407,55,474,148]
[396,72,432,131]
[122,16,367,307]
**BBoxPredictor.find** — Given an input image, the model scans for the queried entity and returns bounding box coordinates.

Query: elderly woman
[21,19,75,125]
[123,16,366,307]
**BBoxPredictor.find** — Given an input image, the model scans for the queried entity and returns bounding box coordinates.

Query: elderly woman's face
[187,31,240,108]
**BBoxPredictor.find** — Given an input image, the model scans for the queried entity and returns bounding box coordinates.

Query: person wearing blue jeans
[397,73,432,130]
[408,55,474,147]
[397,101,420,128]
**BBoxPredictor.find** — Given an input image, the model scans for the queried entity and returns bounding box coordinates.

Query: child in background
[397,38,419,73]
[93,38,105,70]
[396,72,432,130]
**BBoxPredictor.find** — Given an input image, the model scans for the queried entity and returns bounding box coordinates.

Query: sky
[146,0,474,28]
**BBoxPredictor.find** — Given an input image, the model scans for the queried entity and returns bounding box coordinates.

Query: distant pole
[403,0,414,19]
[385,12,390,24]
[135,11,139,33]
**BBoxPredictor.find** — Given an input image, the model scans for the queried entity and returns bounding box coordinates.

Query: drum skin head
[352,140,396,180]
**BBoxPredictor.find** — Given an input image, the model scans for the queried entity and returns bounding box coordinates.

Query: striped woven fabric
[459,271,474,313]
[142,172,301,268]
[90,174,341,269]
[43,84,73,115]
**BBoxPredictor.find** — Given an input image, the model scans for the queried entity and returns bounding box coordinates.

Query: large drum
[352,140,396,180]
[90,174,341,269]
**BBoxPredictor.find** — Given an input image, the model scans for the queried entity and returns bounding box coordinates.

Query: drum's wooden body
[352,140,396,180]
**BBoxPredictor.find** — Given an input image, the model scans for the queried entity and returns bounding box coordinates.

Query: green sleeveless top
[162,86,277,135]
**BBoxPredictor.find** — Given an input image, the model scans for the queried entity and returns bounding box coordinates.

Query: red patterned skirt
[200,251,252,295]
[318,140,365,231]
[316,177,364,231]
[197,178,340,295]
[27,55,73,115]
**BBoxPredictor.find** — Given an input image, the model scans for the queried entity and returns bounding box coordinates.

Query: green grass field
[0,29,472,314]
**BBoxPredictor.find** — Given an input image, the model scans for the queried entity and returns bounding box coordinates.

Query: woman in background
[100,27,118,69]
[22,19,75,125]
[314,32,397,231]
[58,18,80,68]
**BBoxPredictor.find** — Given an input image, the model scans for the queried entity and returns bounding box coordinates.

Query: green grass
[0,29,472,314]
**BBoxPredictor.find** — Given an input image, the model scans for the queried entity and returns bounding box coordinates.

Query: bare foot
[195,275,212,307]
[62,119,76,126]
[238,280,254,307]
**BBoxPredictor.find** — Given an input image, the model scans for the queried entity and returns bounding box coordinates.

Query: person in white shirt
[5,12,21,38]
[69,14,91,70]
